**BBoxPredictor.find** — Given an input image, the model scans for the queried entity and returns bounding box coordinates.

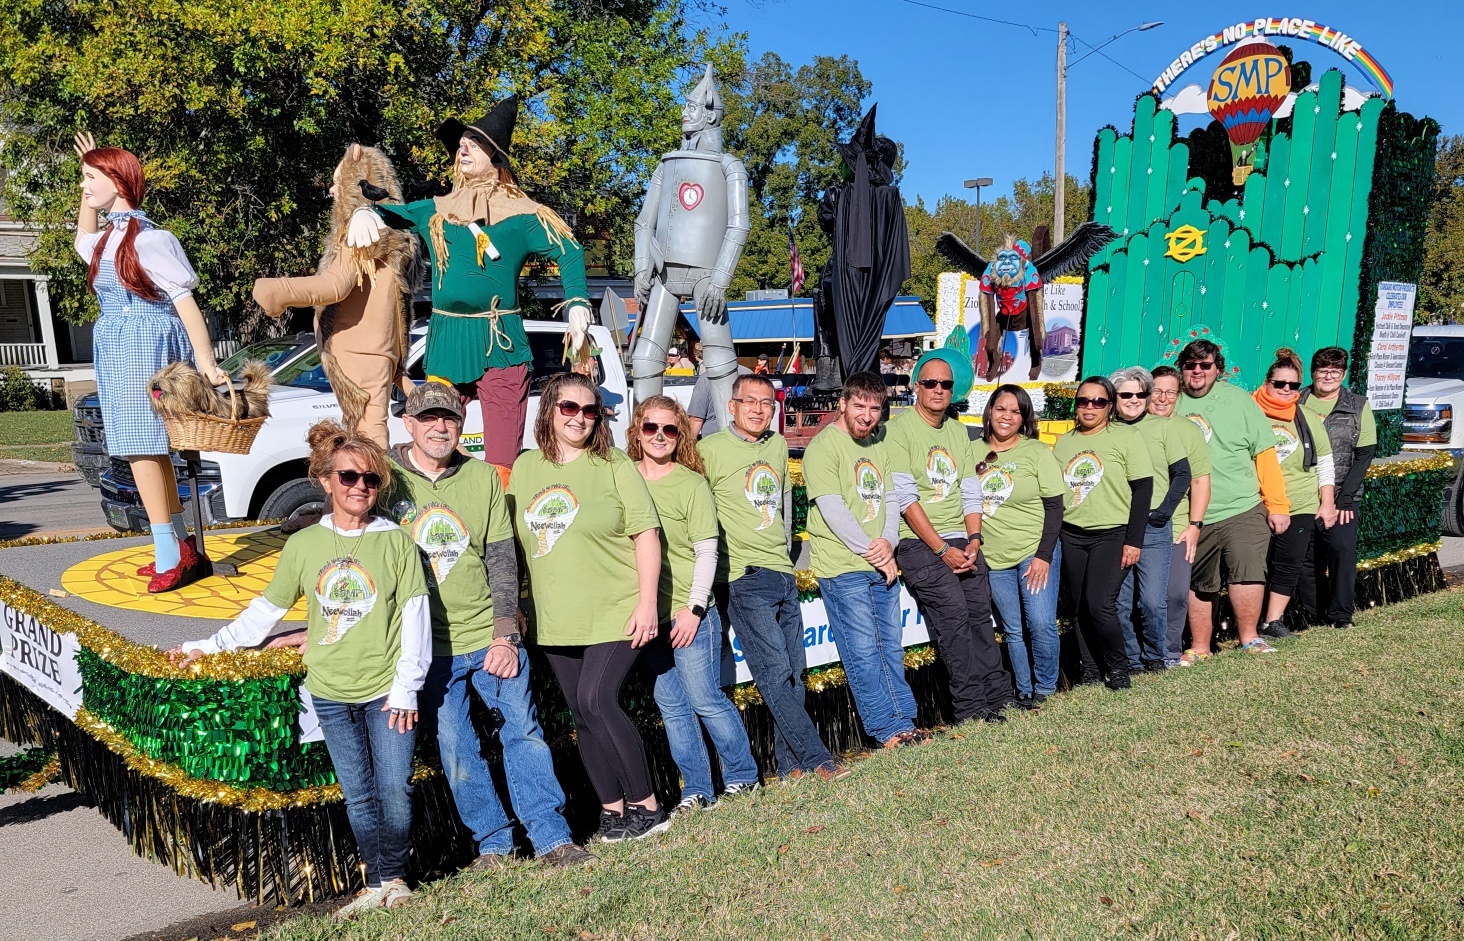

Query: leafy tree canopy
[1421,135,1464,323]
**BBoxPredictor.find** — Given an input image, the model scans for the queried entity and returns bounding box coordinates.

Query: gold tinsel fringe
[0,518,280,552]
[1357,540,1442,571]
[731,645,940,709]
[1363,453,1454,479]
[788,458,804,487]
[15,755,60,792]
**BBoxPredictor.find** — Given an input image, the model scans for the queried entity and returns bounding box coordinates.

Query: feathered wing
[934,232,988,278]
[1031,222,1117,281]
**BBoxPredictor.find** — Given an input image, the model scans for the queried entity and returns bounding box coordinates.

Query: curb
[0,459,77,475]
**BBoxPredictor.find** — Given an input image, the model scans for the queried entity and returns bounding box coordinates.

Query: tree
[1421,135,1464,323]
[0,0,742,333]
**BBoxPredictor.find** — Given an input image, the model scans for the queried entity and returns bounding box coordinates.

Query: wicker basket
[161,381,266,455]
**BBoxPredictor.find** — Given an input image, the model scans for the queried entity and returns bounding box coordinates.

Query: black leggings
[1266,513,1316,597]
[544,641,652,806]
[1060,524,1130,683]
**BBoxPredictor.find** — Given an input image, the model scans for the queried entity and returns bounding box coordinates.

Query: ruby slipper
[137,535,196,577]
[147,536,209,594]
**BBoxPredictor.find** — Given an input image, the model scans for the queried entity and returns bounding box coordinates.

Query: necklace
[323,516,369,643]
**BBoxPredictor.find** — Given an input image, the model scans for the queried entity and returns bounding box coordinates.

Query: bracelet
[934,543,949,557]
[968,532,983,542]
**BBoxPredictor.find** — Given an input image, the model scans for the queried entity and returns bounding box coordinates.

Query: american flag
[788,224,806,294]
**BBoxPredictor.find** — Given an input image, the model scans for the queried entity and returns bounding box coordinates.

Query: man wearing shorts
[1176,340,1290,658]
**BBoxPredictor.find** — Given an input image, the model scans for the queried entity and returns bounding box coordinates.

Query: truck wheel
[258,478,325,527]
[1443,466,1464,538]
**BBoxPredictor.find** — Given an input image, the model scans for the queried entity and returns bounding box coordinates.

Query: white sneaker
[333,885,388,920]
[379,879,413,909]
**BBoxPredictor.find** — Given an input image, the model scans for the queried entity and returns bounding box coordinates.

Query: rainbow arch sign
[1151,17,1393,99]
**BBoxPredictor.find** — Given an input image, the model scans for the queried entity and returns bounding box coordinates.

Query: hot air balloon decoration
[1206,38,1292,185]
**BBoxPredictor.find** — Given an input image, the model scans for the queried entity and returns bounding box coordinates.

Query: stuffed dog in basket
[149,360,272,421]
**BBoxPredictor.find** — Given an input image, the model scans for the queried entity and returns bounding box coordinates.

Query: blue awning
[632,296,932,343]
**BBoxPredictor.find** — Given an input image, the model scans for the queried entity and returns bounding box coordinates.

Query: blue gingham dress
[84,217,197,457]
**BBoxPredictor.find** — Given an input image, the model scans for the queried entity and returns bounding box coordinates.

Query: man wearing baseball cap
[385,380,590,867]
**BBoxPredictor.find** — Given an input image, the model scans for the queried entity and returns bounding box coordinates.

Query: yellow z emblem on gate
[1163,225,1207,263]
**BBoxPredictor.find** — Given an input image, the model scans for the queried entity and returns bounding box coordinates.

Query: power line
[892,0,1054,36]
[1068,31,1149,82]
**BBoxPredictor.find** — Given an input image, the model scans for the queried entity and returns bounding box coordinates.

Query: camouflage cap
[405,380,464,420]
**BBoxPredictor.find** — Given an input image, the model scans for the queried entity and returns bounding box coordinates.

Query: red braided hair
[83,148,163,302]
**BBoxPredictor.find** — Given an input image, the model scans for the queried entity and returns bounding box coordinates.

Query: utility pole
[963,177,993,254]
[1055,21,1068,241]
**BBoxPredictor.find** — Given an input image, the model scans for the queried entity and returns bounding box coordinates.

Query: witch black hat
[435,96,519,170]
[835,103,878,168]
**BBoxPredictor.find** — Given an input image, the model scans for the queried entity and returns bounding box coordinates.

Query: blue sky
[727,0,1462,207]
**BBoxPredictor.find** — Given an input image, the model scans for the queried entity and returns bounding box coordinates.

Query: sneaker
[719,781,761,800]
[333,885,388,920]
[1143,661,1168,673]
[1241,638,1278,654]
[1334,621,1354,630]
[1177,648,1211,667]
[813,762,853,781]
[379,879,412,909]
[469,852,514,870]
[618,804,673,840]
[901,729,935,746]
[1163,658,1184,669]
[538,843,594,867]
[673,794,710,813]
[1011,696,1042,711]
[979,711,1008,724]
[1259,619,1293,639]
[595,809,628,842]
[1030,692,1050,705]
[1105,674,1132,691]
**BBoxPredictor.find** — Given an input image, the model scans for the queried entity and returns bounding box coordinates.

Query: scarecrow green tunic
[375,202,589,382]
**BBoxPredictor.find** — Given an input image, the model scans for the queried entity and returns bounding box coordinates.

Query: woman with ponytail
[1252,349,1337,638]
[72,132,227,592]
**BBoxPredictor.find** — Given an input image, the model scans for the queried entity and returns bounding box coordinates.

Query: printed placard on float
[0,601,82,719]
[1366,281,1415,411]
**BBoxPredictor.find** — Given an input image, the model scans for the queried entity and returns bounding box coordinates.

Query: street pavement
[0,467,112,540]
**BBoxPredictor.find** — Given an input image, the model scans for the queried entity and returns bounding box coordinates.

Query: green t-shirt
[883,408,972,540]
[264,522,428,704]
[1169,416,1213,539]
[384,455,513,656]
[977,437,1068,570]
[1300,394,1378,448]
[507,448,661,645]
[644,464,720,622]
[1123,415,1188,510]
[802,424,891,579]
[1179,381,1275,523]
[1269,408,1333,515]
[1051,423,1153,531]
[699,429,792,580]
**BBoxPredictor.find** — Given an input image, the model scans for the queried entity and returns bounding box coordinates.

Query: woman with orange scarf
[1252,349,1337,639]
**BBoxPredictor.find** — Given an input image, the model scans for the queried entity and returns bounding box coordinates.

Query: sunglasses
[1269,379,1302,392]
[975,449,999,475]
[1074,396,1111,409]
[641,422,680,439]
[557,400,601,419]
[333,470,383,490]
[917,379,956,390]
[1181,361,1217,372]
[1116,390,1150,400]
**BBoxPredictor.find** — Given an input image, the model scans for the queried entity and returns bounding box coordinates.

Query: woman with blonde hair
[169,421,430,919]
[630,395,759,810]
[508,373,669,841]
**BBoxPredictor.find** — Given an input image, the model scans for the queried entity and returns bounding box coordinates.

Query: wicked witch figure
[252,144,417,448]
[631,65,749,426]
[348,97,592,479]
[811,104,910,393]
[936,222,1115,382]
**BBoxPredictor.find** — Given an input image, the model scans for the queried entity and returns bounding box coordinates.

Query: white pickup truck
[1402,325,1464,453]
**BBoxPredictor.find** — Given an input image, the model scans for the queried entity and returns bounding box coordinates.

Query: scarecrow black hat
[435,96,519,170]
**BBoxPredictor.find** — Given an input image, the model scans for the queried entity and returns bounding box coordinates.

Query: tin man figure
[633,65,749,422]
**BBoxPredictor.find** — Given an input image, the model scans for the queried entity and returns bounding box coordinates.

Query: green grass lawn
[0,410,73,463]
[268,589,1464,940]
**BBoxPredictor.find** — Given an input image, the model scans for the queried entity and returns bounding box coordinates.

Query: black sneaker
[1259,619,1293,638]
[1012,696,1042,711]
[1105,674,1132,691]
[618,804,673,841]
[1143,660,1168,673]
[980,711,1008,724]
[1030,692,1049,705]
[1334,621,1354,630]
[595,809,628,843]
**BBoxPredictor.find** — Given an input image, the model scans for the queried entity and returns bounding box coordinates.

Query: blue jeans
[418,645,572,857]
[817,570,916,743]
[987,542,1063,698]
[649,606,760,799]
[1116,521,1174,670]
[314,694,416,887]
[726,566,834,775]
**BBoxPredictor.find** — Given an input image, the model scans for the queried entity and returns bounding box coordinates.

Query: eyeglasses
[1116,390,1150,400]
[917,379,956,391]
[975,449,998,475]
[1313,367,1345,378]
[333,470,383,490]
[1151,389,1179,399]
[733,396,776,409]
[557,400,601,419]
[641,422,680,439]
[1181,361,1216,372]
[1074,396,1110,409]
[1269,379,1302,392]
[412,412,462,426]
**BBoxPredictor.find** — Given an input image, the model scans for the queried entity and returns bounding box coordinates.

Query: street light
[1054,20,1163,237]
[963,177,994,254]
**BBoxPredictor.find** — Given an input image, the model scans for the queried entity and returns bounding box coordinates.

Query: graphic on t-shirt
[524,485,580,558]
[409,503,470,585]
[1063,451,1105,506]
[853,458,884,522]
[1185,413,1213,442]
[315,559,378,645]
[979,464,1016,517]
[744,461,782,530]
[1272,425,1299,463]
[925,446,958,502]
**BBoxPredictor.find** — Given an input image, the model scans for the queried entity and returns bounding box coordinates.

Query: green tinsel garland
[0,745,54,789]
[1373,409,1403,458]
[1357,460,1451,560]
[1041,383,1077,421]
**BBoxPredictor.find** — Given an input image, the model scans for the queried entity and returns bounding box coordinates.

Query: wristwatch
[689,604,707,619]
[498,631,522,648]
[1188,520,1205,530]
